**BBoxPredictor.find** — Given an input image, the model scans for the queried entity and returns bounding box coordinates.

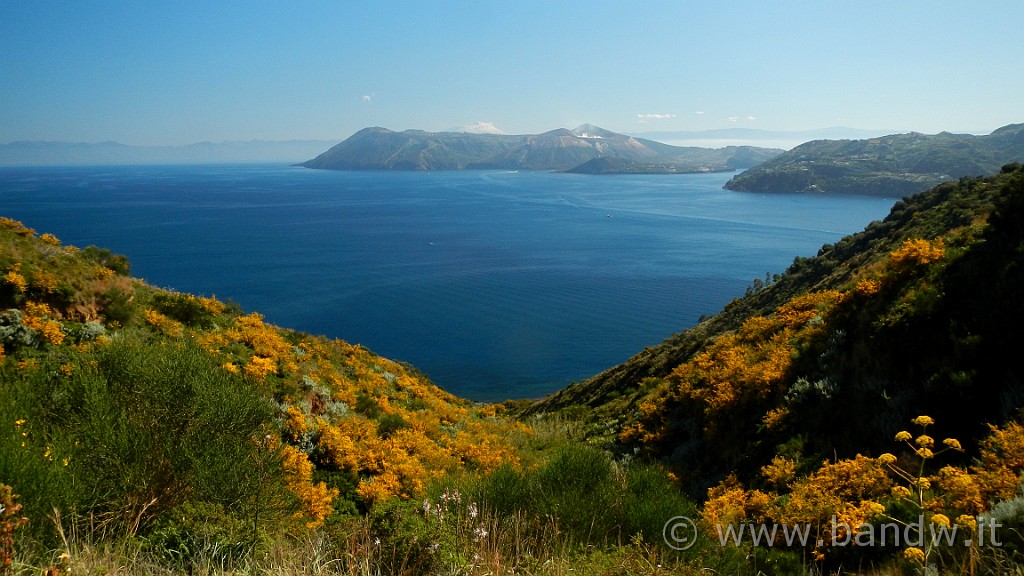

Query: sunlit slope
[0,217,526,541]
[724,123,1024,196]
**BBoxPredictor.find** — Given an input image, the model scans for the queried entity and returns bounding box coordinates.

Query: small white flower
[373,537,381,546]
[468,502,478,519]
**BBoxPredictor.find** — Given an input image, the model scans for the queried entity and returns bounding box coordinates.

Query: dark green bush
[367,498,441,574]
[144,501,257,571]
[0,335,292,544]
[376,413,411,439]
[152,292,218,328]
[80,246,131,276]
[99,284,136,327]
[462,444,699,550]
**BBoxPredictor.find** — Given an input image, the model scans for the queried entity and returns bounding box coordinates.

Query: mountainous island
[724,122,1024,196]
[3,158,1024,574]
[300,124,783,173]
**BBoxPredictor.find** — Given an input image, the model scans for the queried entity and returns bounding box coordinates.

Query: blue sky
[2,1,1022,146]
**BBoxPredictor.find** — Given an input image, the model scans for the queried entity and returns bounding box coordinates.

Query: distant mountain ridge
[0,139,336,165]
[300,125,783,173]
[724,123,1024,196]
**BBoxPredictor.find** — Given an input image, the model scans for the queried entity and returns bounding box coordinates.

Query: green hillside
[724,123,1024,196]
[4,164,1024,575]
[527,163,1024,571]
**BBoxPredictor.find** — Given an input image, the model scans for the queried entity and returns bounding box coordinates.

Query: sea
[0,164,899,401]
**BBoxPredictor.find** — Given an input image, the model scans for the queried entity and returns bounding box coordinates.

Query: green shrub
[534,444,619,542]
[99,285,136,326]
[367,498,441,575]
[152,292,217,328]
[465,444,700,550]
[376,413,411,439]
[476,463,531,518]
[80,246,130,276]
[144,501,257,571]
[0,335,292,544]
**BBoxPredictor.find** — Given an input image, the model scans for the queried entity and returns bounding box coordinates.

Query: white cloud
[362,93,373,103]
[449,121,506,135]
[695,111,705,115]
[746,116,757,121]
[637,113,677,120]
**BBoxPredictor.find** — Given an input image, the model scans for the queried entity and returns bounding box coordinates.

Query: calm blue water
[0,164,897,401]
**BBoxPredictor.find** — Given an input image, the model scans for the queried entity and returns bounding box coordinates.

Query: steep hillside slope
[724,123,1024,196]
[529,164,1024,492]
[0,218,526,544]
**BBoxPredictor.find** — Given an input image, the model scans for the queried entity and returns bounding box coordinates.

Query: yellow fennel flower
[895,430,912,442]
[878,453,897,465]
[911,415,935,427]
[956,515,977,531]
[931,513,950,527]
[892,485,912,498]
[903,547,926,563]
[942,438,963,451]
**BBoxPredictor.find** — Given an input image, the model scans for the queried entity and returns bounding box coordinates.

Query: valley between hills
[2,132,1024,574]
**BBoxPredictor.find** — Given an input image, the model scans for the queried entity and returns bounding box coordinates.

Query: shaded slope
[526,164,1024,492]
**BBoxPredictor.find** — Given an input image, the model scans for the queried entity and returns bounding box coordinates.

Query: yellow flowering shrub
[888,237,945,272]
[0,217,35,237]
[761,455,797,488]
[970,422,1024,504]
[280,444,338,528]
[634,290,842,453]
[244,355,277,380]
[781,455,890,533]
[225,313,297,373]
[30,270,59,294]
[3,264,27,292]
[144,309,183,338]
[853,278,882,296]
[316,421,362,471]
[22,301,65,345]
[281,404,312,444]
[702,476,773,528]
[196,295,226,315]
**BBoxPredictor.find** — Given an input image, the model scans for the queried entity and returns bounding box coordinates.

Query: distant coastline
[0,139,336,166]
